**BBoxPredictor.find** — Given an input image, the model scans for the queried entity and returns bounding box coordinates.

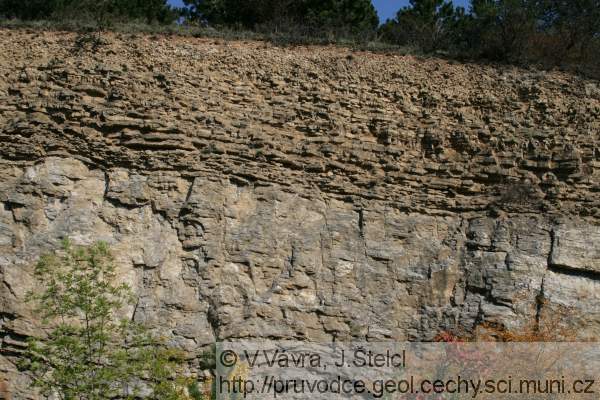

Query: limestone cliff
[0,29,599,398]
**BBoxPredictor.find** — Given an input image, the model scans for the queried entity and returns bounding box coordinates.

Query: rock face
[0,29,599,398]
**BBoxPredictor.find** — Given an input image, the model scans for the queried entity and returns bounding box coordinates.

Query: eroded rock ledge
[0,29,599,398]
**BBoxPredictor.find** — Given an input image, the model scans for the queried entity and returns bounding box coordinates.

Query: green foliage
[462,0,599,64]
[0,0,55,20]
[198,344,217,371]
[22,240,189,400]
[188,382,207,400]
[182,0,281,27]
[467,0,540,61]
[380,0,464,52]
[537,0,600,62]
[302,0,379,34]
[0,0,180,26]
[182,0,378,37]
[378,0,599,73]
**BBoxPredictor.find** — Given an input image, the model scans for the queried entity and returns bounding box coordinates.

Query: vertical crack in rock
[206,298,220,341]
[357,208,365,239]
[548,226,557,268]
[535,275,546,331]
[182,178,195,207]
[102,169,109,199]
[287,244,297,277]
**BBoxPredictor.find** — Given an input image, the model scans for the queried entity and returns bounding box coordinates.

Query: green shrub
[22,240,190,400]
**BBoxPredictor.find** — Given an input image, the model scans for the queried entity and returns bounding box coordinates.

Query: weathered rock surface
[0,29,599,398]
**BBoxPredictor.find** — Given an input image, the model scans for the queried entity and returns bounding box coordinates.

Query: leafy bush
[22,240,192,400]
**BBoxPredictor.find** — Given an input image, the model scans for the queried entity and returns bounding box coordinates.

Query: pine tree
[380,0,463,51]
[469,0,540,61]
[182,0,378,35]
[539,0,600,60]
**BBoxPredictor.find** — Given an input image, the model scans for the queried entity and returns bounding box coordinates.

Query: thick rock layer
[0,29,599,398]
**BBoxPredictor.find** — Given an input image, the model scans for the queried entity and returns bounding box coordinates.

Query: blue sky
[167,1,471,23]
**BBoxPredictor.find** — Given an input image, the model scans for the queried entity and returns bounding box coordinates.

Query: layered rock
[0,29,599,398]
